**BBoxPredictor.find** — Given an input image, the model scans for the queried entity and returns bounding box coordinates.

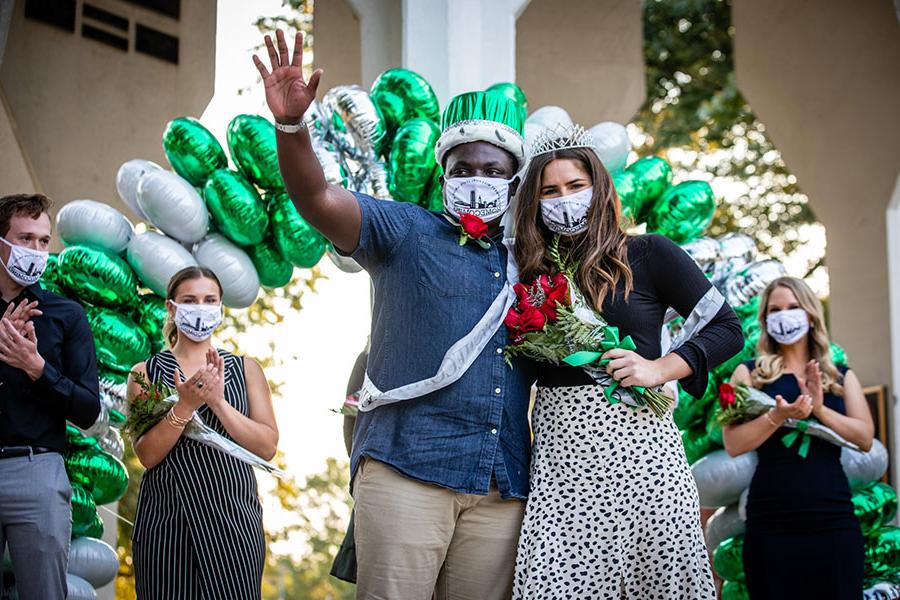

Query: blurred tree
[638,0,824,278]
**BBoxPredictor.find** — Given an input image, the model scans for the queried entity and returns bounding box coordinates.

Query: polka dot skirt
[513,385,716,600]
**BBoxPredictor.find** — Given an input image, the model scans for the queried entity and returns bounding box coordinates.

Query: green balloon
[85,305,151,373]
[647,180,717,244]
[713,535,745,582]
[85,510,105,539]
[682,422,716,464]
[735,296,761,324]
[674,378,719,430]
[99,367,128,385]
[370,68,440,148]
[109,409,126,426]
[44,252,61,285]
[831,342,848,367]
[389,118,441,205]
[70,483,99,537]
[866,526,900,578]
[854,482,898,536]
[136,294,168,354]
[627,156,673,216]
[65,446,128,505]
[721,580,749,600]
[247,239,294,288]
[66,424,98,449]
[486,82,528,123]
[268,192,327,268]
[162,116,227,186]
[203,169,269,246]
[58,245,138,309]
[613,170,641,222]
[227,114,284,190]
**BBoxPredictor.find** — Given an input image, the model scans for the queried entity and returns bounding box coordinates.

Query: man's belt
[0,446,58,459]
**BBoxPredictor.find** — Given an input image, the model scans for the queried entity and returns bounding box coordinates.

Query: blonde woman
[129,266,278,599]
[723,276,873,600]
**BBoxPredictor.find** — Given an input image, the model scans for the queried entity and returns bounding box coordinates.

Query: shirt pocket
[416,233,477,298]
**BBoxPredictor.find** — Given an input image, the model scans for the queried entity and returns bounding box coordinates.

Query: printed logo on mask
[766,308,810,346]
[0,237,48,286]
[540,187,593,236]
[173,303,223,342]
[443,176,513,221]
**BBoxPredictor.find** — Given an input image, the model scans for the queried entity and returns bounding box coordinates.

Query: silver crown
[528,124,596,158]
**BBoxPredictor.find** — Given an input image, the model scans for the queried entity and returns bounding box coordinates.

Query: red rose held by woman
[459,213,488,239]
[537,273,570,321]
[718,382,736,409]
[504,304,547,341]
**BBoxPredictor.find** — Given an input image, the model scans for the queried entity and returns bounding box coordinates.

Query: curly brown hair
[513,148,633,311]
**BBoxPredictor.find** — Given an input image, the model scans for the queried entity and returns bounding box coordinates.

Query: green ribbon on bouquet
[782,420,812,458]
[562,326,647,403]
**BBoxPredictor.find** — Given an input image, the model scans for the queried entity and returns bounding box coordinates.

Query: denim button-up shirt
[346,192,535,499]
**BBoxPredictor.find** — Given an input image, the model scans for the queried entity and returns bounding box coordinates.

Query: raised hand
[204,348,227,410]
[252,30,322,123]
[0,317,44,379]
[173,364,218,413]
[802,359,825,416]
[772,393,813,422]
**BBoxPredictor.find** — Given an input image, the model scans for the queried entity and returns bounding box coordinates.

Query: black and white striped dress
[132,349,265,599]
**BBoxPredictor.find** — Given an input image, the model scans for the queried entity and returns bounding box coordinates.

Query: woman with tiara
[511,125,743,599]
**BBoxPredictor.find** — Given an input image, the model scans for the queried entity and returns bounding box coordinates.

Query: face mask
[766,308,810,346]
[443,176,514,222]
[171,302,223,342]
[0,237,48,286]
[540,187,593,236]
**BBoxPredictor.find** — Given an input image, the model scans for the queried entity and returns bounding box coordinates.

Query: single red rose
[718,382,736,409]
[535,273,570,321]
[459,213,488,239]
[513,282,535,309]
[504,304,546,338]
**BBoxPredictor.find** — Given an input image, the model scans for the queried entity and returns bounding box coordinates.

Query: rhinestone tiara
[528,124,596,158]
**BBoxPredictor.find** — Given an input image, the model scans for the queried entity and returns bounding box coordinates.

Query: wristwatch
[274,119,307,134]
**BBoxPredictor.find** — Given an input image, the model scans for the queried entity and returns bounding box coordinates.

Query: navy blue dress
[741,361,864,600]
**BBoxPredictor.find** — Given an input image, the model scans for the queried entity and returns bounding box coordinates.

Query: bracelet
[764,410,781,428]
[274,119,307,134]
[165,408,190,429]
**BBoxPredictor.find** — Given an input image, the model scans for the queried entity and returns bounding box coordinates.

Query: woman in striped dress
[128,267,278,599]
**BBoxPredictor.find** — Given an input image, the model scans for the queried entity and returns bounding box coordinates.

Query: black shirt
[0,283,100,450]
[536,234,744,397]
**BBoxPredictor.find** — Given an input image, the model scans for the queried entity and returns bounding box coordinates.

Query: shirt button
[494,387,502,395]
[496,348,503,354]
[493,272,501,278]
[491,428,498,435]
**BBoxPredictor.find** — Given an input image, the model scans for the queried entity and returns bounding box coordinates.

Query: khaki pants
[353,458,526,600]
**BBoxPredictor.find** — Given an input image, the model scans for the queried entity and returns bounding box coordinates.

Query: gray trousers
[0,452,72,600]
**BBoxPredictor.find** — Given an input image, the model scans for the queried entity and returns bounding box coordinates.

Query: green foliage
[637,0,821,275]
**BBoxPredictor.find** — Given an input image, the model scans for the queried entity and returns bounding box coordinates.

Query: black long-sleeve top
[537,234,744,398]
[0,283,100,451]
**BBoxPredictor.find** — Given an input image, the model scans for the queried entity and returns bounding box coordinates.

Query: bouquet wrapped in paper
[124,371,284,477]
[716,382,860,457]
[503,237,672,418]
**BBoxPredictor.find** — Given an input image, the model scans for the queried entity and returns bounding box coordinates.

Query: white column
[402,0,531,106]
[886,173,900,487]
[346,0,402,88]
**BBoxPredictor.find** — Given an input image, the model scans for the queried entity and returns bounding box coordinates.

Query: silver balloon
[723,259,788,307]
[705,504,746,553]
[679,237,719,276]
[57,200,133,255]
[738,486,749,521]
[327,248,364,274]
[127,231,198,297]
[65,573,98,600]
[864,581,900,600]
[322,85,386,156]
[68,537,118,588]
[588,121,631,173]
[712,233,758,285]
[366,160,392,200]
[99,379,127,412]
[136,170,209,243]
[842,439,889,490]
[74,404,109,440]
[311,137,346,188]
[97,426,124,459]
[115,159,161,220]
[526,105,573,130]
[193,234,260,308]
[523,121,547,155]
[691,449,758,508]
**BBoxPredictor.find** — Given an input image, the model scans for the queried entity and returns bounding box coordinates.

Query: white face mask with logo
[540,187,593,236]
[0,237,48,286]
[171,302,223,342]
[766,308,810,346]
[443,176,514,222]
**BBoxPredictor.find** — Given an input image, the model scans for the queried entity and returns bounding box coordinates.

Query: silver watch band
[274,119,307,134]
